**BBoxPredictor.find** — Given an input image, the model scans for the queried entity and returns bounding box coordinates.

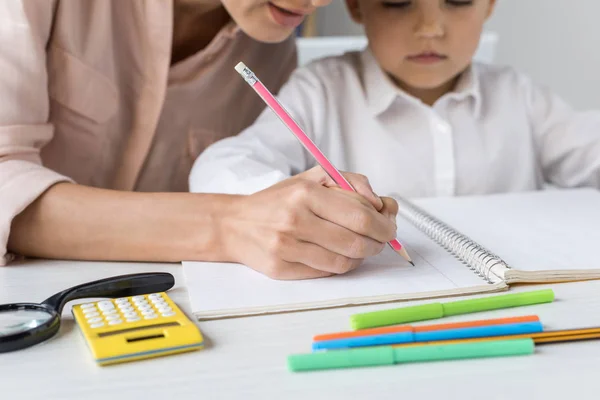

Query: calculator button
[87,317,103,324]
[98,301,115,310]
[119,306,134,313]
[123,312,139,319]
[108,319,123,325]
[105,314,120,321]
[102,309,118,315]
[82,307,98,314]
[144,314,158,320]
[132,295,146,301]
[90,322,105,328]
[149,293,162,300]
[115,298,129,304]
[157,306,172,313]
[152,300,168,307]
[141,311,156,317]
[137,304,152,311]
[85,312,100,319]
[161,312,176,317]
[81,303,95,309]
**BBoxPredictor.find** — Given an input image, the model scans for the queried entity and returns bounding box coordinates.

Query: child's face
[221,0,332,43]
[346,0,495,95]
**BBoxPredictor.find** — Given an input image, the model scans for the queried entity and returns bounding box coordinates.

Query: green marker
[288,338,535,372]
[350,289,555,330]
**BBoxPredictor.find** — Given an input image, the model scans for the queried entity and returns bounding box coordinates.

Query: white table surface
[2,259,600,400]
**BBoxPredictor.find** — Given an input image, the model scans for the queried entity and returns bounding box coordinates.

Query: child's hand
[222,167,398,280]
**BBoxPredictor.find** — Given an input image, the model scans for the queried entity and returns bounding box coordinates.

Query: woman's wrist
[180,193,243,263]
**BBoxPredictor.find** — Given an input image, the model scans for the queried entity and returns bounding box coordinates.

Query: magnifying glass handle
[41,273,175,313]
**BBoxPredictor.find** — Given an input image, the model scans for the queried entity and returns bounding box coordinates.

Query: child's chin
[403,75,456,91]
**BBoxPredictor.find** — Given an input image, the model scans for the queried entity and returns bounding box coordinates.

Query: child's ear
[345,0,363,24]
[485,0,497,19]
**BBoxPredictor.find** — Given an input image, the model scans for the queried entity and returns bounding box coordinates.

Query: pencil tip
[394,245,414,266]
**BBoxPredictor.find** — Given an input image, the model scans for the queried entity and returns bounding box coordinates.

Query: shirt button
[436,121,451,134]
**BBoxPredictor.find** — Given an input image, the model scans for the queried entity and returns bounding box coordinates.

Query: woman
[1,0,398,280]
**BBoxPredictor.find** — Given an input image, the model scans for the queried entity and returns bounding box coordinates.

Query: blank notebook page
[412,188,600,273]
[183,216,496,319]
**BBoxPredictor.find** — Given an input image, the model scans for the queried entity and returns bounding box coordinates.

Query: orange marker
[313,315,540,342]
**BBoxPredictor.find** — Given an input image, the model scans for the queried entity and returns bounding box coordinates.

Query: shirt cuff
[190,169,289,195]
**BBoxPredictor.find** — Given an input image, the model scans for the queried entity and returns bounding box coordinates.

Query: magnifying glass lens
[0,308,54,337]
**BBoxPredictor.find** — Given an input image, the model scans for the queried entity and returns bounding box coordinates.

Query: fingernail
[373,191,383,203]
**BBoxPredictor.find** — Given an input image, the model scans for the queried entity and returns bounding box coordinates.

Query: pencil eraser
[234,62,247,74]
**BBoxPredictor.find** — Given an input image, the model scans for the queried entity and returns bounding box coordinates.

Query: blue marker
[312,321,543,351]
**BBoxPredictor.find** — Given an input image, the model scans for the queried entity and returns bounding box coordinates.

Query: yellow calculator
[72,292,204,366]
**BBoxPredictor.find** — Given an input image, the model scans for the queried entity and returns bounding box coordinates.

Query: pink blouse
[0,0,296,264]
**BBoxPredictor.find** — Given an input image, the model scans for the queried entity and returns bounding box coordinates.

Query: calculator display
[98,322,180,337]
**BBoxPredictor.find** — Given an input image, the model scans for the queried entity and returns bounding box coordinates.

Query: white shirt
[189,49,600,198]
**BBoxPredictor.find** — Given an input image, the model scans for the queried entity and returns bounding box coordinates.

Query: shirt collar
[360,48,482,118]
[446,63,482,119]
[361,49,403,116]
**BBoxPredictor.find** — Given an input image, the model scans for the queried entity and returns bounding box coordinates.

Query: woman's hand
[222,167,399,280]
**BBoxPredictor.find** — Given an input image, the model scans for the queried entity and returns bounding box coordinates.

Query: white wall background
[316,0,600,110]
[316,1,363,36]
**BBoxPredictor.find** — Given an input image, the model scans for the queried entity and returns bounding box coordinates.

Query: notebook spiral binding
[395,196,511,284]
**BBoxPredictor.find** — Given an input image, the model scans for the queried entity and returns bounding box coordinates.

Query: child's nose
[414,11,445,38]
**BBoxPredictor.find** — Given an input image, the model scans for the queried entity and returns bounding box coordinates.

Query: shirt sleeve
[189,65,325,195]
[0,0,73,265]
[525,76,600,189]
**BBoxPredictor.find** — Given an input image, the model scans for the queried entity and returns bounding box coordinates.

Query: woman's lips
[268,2,307,28]
[407,52,448,65]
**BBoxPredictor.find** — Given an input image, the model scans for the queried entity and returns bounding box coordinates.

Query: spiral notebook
[182,188,600,320]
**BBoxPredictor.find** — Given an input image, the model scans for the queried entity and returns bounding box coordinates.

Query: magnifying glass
[0,272,174,353]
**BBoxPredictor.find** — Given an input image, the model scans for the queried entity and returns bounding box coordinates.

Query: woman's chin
[241,23,295,43]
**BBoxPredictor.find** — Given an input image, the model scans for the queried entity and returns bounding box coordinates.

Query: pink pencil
[235,62,414,266]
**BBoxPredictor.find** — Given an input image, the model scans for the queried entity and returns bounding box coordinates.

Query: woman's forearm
[8,182,234,263]
[8,168,399,281]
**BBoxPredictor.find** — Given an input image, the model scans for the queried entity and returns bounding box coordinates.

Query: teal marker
[350,289,555,330]
[288,338,535,372]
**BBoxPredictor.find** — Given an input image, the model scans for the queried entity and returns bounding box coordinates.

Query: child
[189,0,600,198]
